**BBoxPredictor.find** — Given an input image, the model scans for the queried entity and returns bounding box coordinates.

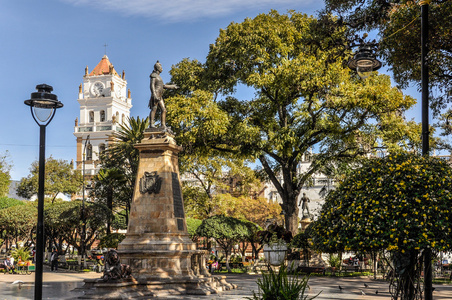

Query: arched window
[89,111,94,123]
[86,144,93,161]
[100,110,106,122]
[122,114,125,124]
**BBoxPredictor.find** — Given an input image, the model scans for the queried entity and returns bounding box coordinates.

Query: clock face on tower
[115,86,122,98]
[91,82,104,96]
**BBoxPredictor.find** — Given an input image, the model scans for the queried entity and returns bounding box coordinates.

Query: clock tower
[74,55,132,177]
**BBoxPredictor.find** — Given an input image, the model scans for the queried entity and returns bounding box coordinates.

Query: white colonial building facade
[73,55,132,177]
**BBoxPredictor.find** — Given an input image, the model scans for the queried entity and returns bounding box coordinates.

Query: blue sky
[1,0,424,181]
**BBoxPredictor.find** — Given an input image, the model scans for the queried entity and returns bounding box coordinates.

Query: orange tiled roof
[89,55,119,77]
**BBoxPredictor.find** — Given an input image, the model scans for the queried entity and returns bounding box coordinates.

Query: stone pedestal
[300,216,312,231]
[79,128,235,298]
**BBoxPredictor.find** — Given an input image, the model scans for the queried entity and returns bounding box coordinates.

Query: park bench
[339,265,361,274]
[297,266,326,275]
[66,260,79,270]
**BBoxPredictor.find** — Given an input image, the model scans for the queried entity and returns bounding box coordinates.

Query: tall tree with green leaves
[166,11,417,234]
[17,157,82,202]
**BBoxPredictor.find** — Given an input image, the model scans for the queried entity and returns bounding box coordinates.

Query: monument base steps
[77,275,236,299]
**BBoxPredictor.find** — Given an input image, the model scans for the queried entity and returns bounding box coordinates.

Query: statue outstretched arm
[164,84,179,90]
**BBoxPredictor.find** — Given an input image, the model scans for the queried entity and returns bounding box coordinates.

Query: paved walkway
[1,268,452,299]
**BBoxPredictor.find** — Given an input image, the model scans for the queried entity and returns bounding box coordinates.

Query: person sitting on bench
[4,256,16,273]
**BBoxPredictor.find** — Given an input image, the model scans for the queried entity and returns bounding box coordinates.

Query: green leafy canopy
[166,10,418,233]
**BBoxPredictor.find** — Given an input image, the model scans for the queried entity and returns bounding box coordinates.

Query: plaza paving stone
[1,267,452,299]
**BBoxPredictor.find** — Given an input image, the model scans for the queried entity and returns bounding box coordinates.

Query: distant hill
[8,180,29,201]
[8,180,71,201]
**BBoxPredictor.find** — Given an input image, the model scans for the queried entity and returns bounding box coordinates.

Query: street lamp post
[81,135,90,270]
[421,1,432,299]
[347,8,432,296]
[24,84,63,300]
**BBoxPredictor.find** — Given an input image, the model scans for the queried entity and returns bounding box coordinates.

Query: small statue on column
[298,193,311,219]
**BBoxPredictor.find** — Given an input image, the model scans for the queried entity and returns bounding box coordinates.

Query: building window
[86,144,93,161]
[122,114,125,124]
[89,111,94,123]
[100,110,106,122]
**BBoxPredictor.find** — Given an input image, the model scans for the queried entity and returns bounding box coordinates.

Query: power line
[0,143,75,148]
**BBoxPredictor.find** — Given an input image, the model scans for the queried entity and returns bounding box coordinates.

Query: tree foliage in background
[167,11,417,234]
[97,233,126,249]
[181,154,259,219]
[51,200,111,254]
[0,202,36,248]
[44,200,85,253]
[96,116,149,225]
[196,215,254,272]
[16,157,82,202]
[214,194,283,229]
[290,230,313,266]
[0,152,11,197]
[186,217,202,243]
[311,153,452,298]
[323,0,452,115]
[90,168,127,235]
[0,197,25,210]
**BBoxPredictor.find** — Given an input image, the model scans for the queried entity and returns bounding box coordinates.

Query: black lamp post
[81,134,90,269]
[347,8,432,295]
[24,84,63,300]
[421,1,432,299]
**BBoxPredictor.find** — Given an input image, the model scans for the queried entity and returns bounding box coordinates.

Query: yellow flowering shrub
[311,153,452,254]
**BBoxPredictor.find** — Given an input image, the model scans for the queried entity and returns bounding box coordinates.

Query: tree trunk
[225,249,232,272]
[373,252,378,280]
[284,204,299,235]
[107,188,113,235]
[392,251,420,300]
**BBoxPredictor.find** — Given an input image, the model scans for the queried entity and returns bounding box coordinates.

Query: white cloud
[61,0,314,22]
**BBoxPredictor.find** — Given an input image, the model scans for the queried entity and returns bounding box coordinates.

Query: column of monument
[80,61,234,298]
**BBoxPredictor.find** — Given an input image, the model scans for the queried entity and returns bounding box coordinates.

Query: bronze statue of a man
[148,61,178,128]
[298,193,310,218]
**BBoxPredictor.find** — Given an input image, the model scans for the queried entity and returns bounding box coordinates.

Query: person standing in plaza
[50,248,59,272]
